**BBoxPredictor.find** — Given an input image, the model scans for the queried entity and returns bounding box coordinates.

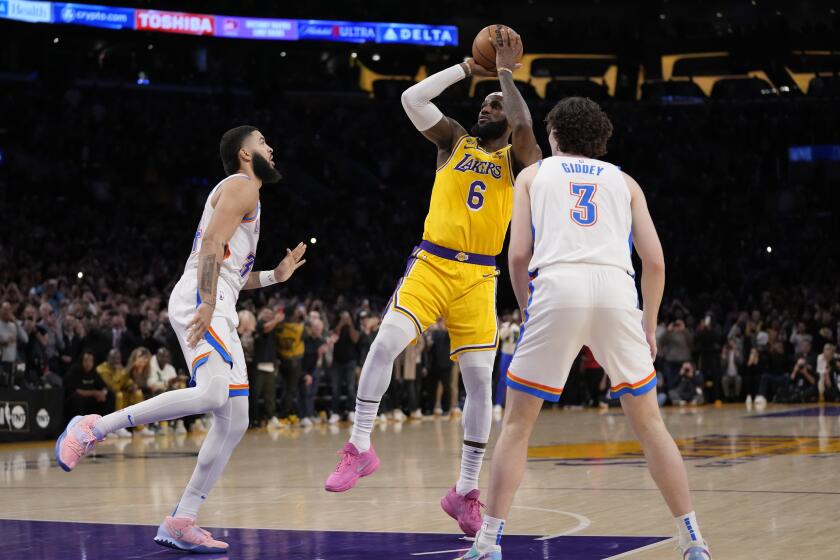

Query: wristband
[498,67,514,75]
[258,270,278,287]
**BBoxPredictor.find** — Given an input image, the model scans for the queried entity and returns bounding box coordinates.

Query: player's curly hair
[545,97,613,159]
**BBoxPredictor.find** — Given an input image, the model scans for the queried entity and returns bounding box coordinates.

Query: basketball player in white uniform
[461,98,712,560]
[56,125,307,554]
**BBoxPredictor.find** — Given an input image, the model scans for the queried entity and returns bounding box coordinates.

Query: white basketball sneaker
[681,541,712,559]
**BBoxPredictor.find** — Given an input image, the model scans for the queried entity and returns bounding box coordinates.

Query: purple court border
[749,405,840,418]
[0,518,669,559]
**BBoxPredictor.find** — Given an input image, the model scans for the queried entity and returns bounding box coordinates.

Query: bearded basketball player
[56,126,307,554]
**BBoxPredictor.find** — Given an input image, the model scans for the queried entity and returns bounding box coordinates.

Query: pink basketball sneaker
[154,516,228,553]
[55,414,102,472]
[441,486,484,537]
[324,442,380,492]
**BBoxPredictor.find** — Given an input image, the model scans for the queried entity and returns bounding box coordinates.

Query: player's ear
[239,146,251,163]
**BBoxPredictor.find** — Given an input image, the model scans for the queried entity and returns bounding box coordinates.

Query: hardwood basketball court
[1,404,837,559]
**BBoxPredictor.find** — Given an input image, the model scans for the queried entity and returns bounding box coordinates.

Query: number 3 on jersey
[570,182,598,226]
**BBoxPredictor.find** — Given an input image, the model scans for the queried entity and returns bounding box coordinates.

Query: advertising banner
[215,16,297,41]
[135,9,215,36]
[53,2,133,30]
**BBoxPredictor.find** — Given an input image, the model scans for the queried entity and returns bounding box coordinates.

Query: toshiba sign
[135,10,214,35]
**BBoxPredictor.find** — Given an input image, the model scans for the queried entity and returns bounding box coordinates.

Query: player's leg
[440,349,494,535]
[56,287,235,472]
[472,388,543,556]
[440,272,499,534]
[155,395,249,553]
[349,310,416,449]
[466,304,587,559]
[55,351,230,472]
[177,397,250,512]
[619,392,709,558]
[326,253,441,492]
[95,349,230,436]
[591,307,711,559]
[156,335,249,553]
[619,390,692,510]
[324,309,416,492]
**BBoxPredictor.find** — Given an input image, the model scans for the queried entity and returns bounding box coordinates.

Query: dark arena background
[0,1,839,559]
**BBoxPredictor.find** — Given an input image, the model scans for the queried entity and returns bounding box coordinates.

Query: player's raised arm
[401,59,493,165]
[508,162,539,314]
[625,172,666,360]
[188,178,259,346]
[495,29,542,171]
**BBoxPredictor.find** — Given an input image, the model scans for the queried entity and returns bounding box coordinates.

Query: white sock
[349,398,379,452]
[476,514,505,551]
[456,443,485,495]
[675,511,704,547]
[173,485,205,520]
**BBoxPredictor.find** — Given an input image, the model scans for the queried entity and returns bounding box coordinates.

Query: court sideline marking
[602,537,676,559]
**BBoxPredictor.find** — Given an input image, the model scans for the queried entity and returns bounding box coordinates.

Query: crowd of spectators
[1,269,838,432]
[1,35,838,433]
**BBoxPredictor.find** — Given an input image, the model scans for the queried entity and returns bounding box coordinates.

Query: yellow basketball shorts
[386,242,500,360]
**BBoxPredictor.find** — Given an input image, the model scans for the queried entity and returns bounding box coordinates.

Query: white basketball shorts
[506,264,656,401]
[168,274,249,397]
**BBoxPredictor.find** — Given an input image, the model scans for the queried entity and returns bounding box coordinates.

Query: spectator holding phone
[720,338,742,402]
[329,310,360,423]
[817,343,838,399]
[660,319,693,391]
[668,361,704,405]
[252,307,283,427]
[0,302,28,385]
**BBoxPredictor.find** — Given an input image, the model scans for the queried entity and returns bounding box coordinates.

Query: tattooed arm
[186,177,259,346]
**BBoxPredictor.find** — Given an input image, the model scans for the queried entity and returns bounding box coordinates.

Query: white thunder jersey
[185,173,261,296]
[528,155,633,277]
[505,155,656,403]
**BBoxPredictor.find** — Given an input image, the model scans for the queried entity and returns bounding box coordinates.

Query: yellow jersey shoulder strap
[436,134,469,173]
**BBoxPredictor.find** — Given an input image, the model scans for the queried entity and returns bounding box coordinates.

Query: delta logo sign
[135,9,214,36]
[379,23,457,47]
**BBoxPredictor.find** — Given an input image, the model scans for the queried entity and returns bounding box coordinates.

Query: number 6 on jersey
[570,182,598,226]
[467,180,487,211]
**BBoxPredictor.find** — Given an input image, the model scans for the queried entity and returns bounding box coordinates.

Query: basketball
[471,24,524,71]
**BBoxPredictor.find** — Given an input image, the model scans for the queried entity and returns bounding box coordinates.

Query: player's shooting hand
[465,58,497,77]
[274,242,307,283]
[187,302,214,347]
[495,27,523,72]
[645,331,657,362]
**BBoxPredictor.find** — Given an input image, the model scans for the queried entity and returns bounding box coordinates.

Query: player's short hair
[219,125,257,175]
[545,97,613,159]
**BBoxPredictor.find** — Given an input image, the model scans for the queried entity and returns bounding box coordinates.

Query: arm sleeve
[400,64,467,131]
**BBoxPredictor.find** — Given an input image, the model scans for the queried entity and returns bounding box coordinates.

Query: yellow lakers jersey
[422,135,514,256]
